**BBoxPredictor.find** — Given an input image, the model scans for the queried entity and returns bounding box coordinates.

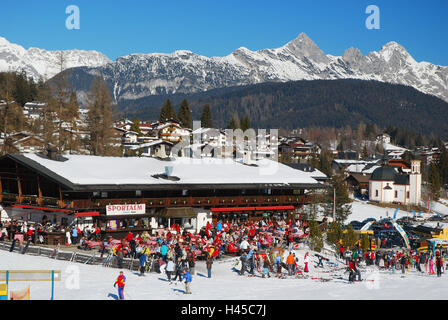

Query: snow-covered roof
[383,143,408,152]
[130,140,173,149]
[19,153,321,188]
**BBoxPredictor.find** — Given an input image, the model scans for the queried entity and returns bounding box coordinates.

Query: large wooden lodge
[0,149,325,239]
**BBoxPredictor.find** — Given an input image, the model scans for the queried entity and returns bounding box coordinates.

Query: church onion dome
[370,166,396,181]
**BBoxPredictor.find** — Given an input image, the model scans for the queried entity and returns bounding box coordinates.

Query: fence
[0,241,142,271]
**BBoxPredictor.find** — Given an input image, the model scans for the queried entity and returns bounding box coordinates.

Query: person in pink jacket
[429,255,435,274]
[304,252,310,273]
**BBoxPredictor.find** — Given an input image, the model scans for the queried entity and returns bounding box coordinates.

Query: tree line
[0,71,121,157]
[156,98,251,131]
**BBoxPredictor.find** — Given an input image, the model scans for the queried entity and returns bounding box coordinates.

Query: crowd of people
[341,244,447,282]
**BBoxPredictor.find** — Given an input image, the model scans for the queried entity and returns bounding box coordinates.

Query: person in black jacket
[172,257,184,282]
[129,239,137,258]
[436,251,443,277]
[206,256,213,278]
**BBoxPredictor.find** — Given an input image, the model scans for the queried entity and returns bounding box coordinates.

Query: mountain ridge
[0,36,112,81]
[51,32,448,104]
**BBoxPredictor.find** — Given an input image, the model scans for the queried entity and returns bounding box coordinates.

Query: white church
[369,160,421,205]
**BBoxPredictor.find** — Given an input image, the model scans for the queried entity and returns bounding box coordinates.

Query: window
[407,191,410,199]
[395,191,398,198]
[375,190,379,197]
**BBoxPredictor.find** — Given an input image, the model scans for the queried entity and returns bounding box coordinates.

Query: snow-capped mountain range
[0,36,111,81]
[1,33,447,103]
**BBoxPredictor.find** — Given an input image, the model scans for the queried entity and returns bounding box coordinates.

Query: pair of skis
[102,253,114,267]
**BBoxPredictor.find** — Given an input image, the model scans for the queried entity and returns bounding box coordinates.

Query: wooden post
[58,186,64,208]
[16,163,22,203]
[37,175,43,206]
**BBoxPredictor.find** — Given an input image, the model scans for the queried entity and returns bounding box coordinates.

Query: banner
[106,204,145,216]
[360,220,374,231]
[392,222,411,249]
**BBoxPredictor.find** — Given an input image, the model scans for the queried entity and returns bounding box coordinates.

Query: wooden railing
[69,195,312,210]
[1,193,312,211]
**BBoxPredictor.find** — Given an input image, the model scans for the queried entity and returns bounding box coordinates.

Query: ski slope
[1,248,447,300]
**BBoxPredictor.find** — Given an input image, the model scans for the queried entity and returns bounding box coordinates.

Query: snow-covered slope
[65,33,448,103]
[2,248,448,300]
[0,36,111,81]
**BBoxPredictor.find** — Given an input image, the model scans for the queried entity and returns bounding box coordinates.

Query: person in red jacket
[114,271,126,300]
[339,245,345,259]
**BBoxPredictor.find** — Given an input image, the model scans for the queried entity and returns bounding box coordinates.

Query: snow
[2,247,448,300]
[22,153,319,186]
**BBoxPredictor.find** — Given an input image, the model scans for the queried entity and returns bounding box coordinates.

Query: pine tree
[177,99,192,128]
[361,234,370,252]
[240,114,251,131]
[308,214,324,252]
[437,145,448,186]
[227,113,240,130]
[327,174,352,223]
[159,99,177,122]
[343,224,357,250]
[130,117,142,136]
[429,162,441,200]
[65,92,81,154]
[0,73,20,154]
[200,104,213,128]
[327,221,344,248]
[87,77,114,156]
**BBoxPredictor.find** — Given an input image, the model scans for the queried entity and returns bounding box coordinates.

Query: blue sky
[1,0,447,65]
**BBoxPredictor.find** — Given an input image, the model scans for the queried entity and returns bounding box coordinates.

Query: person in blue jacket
[139,249,147,276]
[72,227,78,245]
[216,221,223,232]
[160,243,169,262]
[182,269,192,294]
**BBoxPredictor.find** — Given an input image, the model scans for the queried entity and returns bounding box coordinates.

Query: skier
[187,249,196,275]
[286,252,295,276]
[206,255,213,278]
[240,252,248,276]
[182,269,192,294]
[348,258,356,282]
[160,243,169,262]
[303,252,310,273]
[436,251,443,277]
[249,251,257,277]
[139,248,147,276]
[173,257,184,283]
[262,257,271,278]
[166,258,174,283]
[114,271,126,300]
[429,254,435,274]
[274,253,282,276]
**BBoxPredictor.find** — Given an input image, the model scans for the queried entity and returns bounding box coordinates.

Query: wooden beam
[58,186,65,208]
[37,175,43,206]
[16,163,22,203]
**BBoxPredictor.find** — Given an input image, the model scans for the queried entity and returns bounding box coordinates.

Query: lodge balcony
[0,192,312,212]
